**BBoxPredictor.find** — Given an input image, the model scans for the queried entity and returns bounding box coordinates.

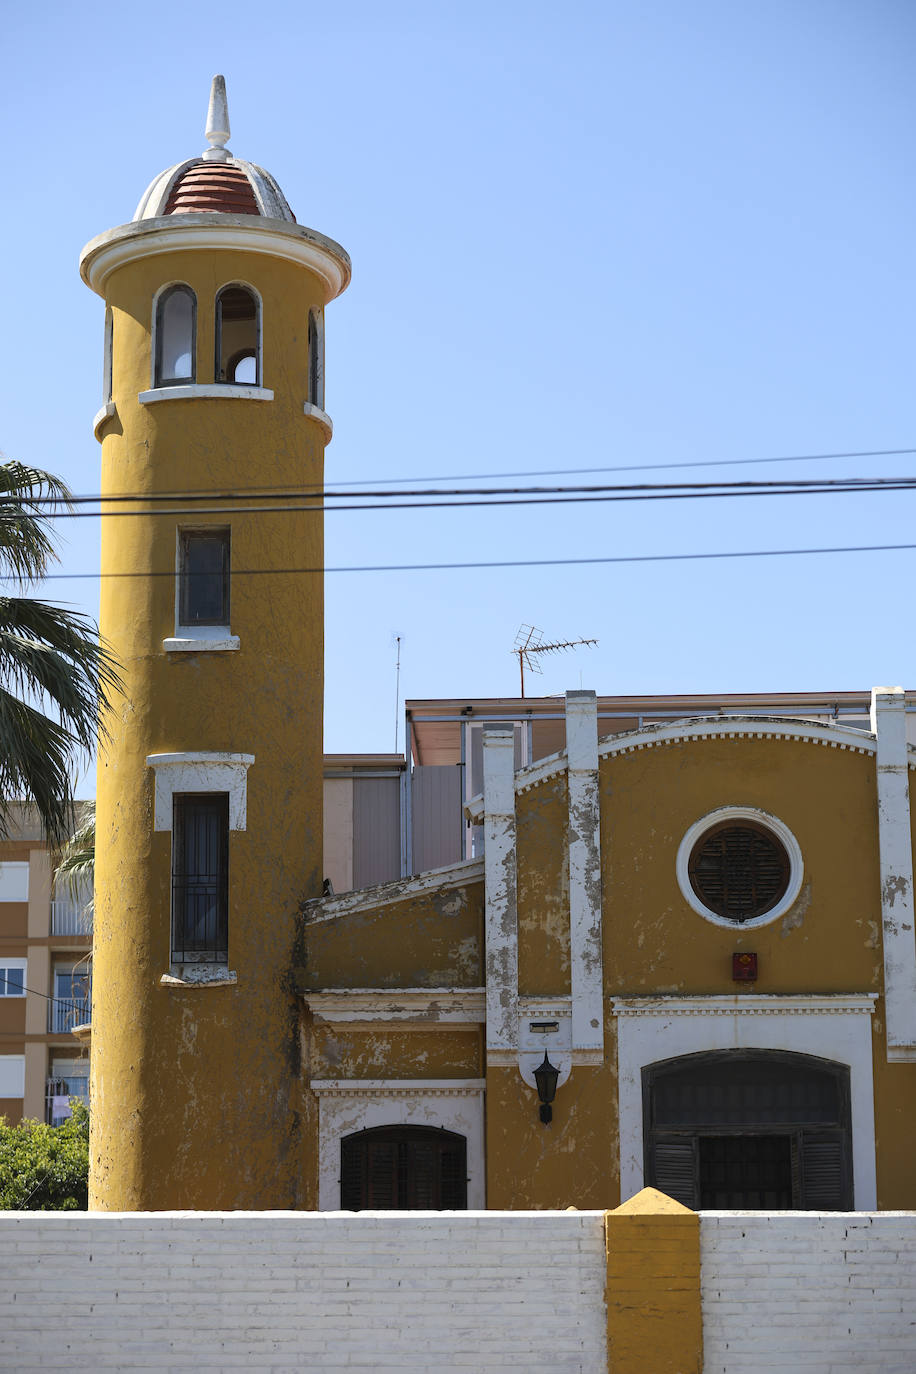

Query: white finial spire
[203,75,231,161]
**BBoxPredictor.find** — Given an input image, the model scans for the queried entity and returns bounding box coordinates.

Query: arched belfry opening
[154,284,196,386]
[215,283,260,384]
[643,1050,853,1210]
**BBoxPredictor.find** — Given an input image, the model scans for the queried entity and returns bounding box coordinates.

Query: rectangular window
[0,964,25,996]
[179,529,230,627]
[0,862,30,902]
[171,794,229,964]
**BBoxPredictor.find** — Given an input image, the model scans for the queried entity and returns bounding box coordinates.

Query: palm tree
[0,461,119,844]
[54,800,95,930]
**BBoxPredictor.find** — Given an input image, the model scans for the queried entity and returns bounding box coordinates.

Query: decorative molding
[611,994,878,1017]
[80,216,351,301]
[302,402,333,441]
[304,987,486,1024]
[887,1045,916,1063]
[93,401,116,440]
[163,636,240,653]
[146,751,254,831]
[310,1078,486,1099]
[304,857,484,925]
[675,806,804,930]
[139,384,274,405]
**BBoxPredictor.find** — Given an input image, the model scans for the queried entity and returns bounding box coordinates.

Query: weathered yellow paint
[310,1027,482,1079]
[90,234,337,1210]
[304,883,484,989]
[605,1188,702,1374]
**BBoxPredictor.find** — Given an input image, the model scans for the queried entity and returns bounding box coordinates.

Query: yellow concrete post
[605,1187,702,1374]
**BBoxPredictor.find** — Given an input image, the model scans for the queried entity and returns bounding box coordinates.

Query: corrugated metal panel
[411,765,463,873]
[353,777,402,889]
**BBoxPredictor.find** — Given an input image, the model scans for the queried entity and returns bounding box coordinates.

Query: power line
[20,539,916,581]
[12,471,916,507]
[9,477,916,520]
[264,446,916,487]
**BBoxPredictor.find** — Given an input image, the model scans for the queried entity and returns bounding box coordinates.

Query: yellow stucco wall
[91,240,332,1210]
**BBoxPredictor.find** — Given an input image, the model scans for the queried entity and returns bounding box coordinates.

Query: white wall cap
[146,752,254,767]
[565,689,598,772]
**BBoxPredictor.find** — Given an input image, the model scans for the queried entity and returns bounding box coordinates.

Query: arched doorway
[643,1051,852,1210]
[340,1125,468,1210]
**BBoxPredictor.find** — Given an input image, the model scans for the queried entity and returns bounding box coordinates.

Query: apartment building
[0,805,91,1126]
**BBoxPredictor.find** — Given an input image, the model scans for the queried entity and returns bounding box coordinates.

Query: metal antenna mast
[512,625,598,698]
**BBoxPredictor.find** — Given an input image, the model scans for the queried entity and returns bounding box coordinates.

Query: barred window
[340,1126,468,1211]
[171,794,228,964]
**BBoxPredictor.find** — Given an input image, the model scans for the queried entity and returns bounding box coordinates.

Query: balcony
[50,897,92,936]
[45,1076,89,1125]
[48,995,91,1035]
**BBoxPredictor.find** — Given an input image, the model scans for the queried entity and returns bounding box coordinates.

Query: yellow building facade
[83,81,916,1213]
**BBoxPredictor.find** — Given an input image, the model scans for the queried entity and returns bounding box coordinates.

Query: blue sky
[2,1,914,777]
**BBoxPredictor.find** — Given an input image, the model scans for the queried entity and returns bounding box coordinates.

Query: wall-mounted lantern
[534,1051,560,1124]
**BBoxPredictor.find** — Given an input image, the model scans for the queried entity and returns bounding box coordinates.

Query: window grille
[340,1126,468,1210]
[171,794,229,963]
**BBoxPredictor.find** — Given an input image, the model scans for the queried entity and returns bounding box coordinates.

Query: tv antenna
[512,624,598,698]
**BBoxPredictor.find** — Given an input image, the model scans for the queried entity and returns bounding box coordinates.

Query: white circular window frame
[676,805,804,930]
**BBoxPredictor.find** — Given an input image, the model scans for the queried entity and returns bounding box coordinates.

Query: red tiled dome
[165,162,260,216]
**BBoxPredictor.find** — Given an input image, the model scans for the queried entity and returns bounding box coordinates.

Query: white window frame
[0,957,26,996]
[215,280,263,387]
[676,805,804,929]
[164,526,239,653]
[150,280,197,389]
[611,994,878,1209]
[146,752,254,832]
[310,1079,486,1210]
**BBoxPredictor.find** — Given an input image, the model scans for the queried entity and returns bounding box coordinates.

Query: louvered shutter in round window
[688,821,790,922]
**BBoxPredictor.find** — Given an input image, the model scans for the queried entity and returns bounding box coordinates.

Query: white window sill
[139,384,274,404]
[93,401,116,440]
[163,635,240,653]
[161,968,237,988]
[302,402,333,440]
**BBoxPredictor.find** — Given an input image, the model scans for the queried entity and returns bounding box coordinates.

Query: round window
[676,807,803,928]
[688,821,789,922]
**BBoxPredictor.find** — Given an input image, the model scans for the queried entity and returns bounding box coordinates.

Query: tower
[80,78,350,1209]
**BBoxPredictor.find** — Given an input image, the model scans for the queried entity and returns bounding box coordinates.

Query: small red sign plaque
[732,952,758,981]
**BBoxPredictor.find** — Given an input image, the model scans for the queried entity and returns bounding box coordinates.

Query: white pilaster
[482,724,518,1058]
[870,686,916,1059]
[566,690,604,1058]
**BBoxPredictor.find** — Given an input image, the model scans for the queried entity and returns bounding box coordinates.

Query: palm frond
[53,802,95,907]
[0,461,72,587]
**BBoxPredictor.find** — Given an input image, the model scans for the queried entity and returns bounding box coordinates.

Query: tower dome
[133,76,296,222]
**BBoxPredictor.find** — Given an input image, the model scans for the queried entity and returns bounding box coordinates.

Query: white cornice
[302,401,333,440]
[139,384,274,404]
[309,1078,486,1098]
[304,987,486,1024]
[610,994,878,1017]
[304,856,484,925]
[465,715,879,818]
[80,215,351,301]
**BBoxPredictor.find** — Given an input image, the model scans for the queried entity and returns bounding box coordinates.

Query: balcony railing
[45,1076,89,1125]
[50,898,92,936]
[48,996,91,1035]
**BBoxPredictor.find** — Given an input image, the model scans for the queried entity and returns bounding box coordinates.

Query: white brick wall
[0,1211,608,1373]
[701,1213,916,1373]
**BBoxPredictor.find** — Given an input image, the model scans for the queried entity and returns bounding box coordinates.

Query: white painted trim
[310,1079,486,1210]
[483,725,518,1054]
[302,401,333,440]
[92,402,116,440]
[81,217,351,301]
[140,384,274,404]
[149,280,197,391]
[163,636,240,653]
[675,805,804,929]
[146,752,254,831]
[304,988,486,1024]
[871,687,916,1058]
[611,994,878,1208]
[566,691,604,1054]
[303,857,484,924]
